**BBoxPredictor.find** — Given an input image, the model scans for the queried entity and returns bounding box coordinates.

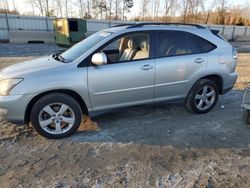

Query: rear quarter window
[186,33,217,54]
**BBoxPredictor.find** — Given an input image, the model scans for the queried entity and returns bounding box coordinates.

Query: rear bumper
[222,72,238,94]
[0,94,33,125]
[222,87,234,95]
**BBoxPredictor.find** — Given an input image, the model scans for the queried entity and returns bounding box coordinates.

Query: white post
[232,25,236,41]
[244,26,248,36]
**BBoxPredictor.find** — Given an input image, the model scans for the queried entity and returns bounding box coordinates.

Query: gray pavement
[67,90,249,149]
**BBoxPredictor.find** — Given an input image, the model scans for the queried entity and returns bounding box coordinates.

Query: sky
[3,0,250,18]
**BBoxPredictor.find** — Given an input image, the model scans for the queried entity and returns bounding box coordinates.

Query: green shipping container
[54,18,87,47]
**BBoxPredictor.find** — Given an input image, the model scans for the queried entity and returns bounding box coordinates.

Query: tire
[186,79,219,114]
[243,110,250,125]
[30,93,82,139]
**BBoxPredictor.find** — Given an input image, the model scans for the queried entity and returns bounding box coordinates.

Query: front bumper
[0,94,34,125]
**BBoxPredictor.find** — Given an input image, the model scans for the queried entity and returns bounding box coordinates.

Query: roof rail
[127,22,206,29]
[112,23,135,28]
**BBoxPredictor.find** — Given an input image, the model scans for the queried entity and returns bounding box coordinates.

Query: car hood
[0,56,65,79]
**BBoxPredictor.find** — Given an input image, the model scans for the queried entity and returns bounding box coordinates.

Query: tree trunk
[65,0,69,18]
[115,0,118,20]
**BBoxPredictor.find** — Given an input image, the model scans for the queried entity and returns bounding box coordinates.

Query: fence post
[4,13,10,32]
[45,16,49,32]
[222,25,225,35]
[3,1,10,42]
[232,25,236,41]
[4,2,10,31]
[244,26,248,36]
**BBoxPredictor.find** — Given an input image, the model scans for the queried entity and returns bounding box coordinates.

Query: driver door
[87,32,155,111]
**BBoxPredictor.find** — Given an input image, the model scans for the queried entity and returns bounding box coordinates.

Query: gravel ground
[0,44,64,57]
[230,42,250,53]
[0,44,250,187]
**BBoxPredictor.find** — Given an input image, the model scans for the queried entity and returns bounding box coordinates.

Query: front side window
[100,33,150,64]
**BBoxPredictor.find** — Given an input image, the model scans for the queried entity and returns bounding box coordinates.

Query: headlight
[0,79,23,96]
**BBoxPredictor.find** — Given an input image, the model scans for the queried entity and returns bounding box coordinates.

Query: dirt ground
[0,44,250,187]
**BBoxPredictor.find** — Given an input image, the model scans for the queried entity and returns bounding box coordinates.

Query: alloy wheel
[38,103,75,135]
[194,86,216,111]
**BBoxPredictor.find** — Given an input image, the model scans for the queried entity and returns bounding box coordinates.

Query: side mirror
[91,52,107,66]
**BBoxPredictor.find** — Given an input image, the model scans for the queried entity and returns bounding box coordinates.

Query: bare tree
[26,0,36,15]
[114,0,121,20]
[31,0,44,16]
[201,0,217,24]
[3,0,9,11]
[165,0,176,21]
[86,0,92,18]
[122,0,133,20]
[56,0,63,17]
[45,0,49,16]
[181,0,202,23]
[154,0,160,20]
[78,0,85,18]
[53,0,73,18]
[65,0,69,18]
[30,0,50,16]
[107,0,113,19]
[93,0,108,19]
[12,0,16,12]
[141,0,149,20]
[217,0,227,24]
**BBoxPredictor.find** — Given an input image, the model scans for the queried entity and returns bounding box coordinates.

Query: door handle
[140,64,153,70]
[194,58,205,64]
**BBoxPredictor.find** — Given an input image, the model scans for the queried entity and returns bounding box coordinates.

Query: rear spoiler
[210,29,225,41]
[211,29,220,35]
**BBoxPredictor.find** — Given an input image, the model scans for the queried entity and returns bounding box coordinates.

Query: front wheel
[186,79,219,114]
[30,93,83,139]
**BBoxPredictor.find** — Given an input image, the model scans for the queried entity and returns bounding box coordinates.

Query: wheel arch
[189,74,224,95]
[25,89,88,124]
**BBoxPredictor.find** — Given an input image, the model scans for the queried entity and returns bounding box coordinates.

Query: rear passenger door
[154,30,216,101]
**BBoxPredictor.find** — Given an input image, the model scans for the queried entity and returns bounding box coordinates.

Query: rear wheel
[186,79,219,114]
[30,93,83,139]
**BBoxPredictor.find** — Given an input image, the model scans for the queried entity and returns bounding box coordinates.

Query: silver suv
[0,23,238,138]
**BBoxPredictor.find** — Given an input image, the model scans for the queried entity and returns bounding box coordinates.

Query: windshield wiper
[58,54,66,62]
[52,52,66,63]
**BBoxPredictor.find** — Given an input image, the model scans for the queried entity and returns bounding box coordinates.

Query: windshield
[61,31,112,63]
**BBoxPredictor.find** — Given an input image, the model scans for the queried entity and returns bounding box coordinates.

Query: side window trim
[154,30,217,59]
[154,30,188,58]
[78,31,154,67]
[186,32,217,55]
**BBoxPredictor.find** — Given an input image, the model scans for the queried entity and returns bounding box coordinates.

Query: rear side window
[186,33,216,54]
[156,31,187,58]
[155,31,217,58]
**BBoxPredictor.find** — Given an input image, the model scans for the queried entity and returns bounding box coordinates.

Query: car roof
[116,22,206,29]
[103,22,210,34]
